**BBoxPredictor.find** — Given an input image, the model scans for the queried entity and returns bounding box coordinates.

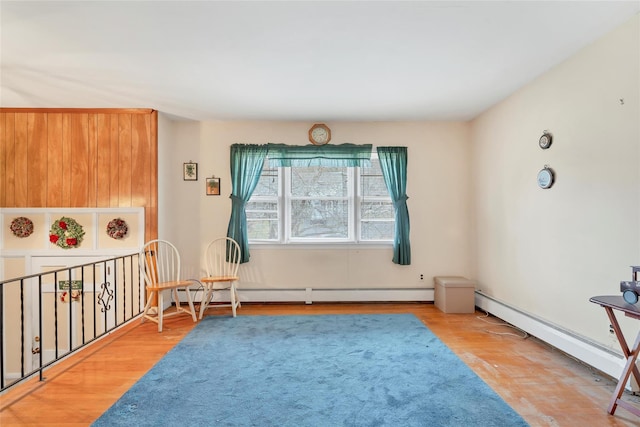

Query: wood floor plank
[1,303,638,426]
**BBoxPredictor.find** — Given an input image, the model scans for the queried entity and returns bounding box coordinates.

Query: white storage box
[434,276,476,313]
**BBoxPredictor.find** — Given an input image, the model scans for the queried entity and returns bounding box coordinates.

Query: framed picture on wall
[206,177,221,196]
[183,162,198,181]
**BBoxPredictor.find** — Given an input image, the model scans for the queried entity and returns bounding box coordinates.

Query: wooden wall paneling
[14,114,28,207]
[47,114,64,206]
[69,114,89,207]
[149,111,158,241]
[0,115,3,205]
[109,114,119,207]
[87,114,98,206]
[27,113,48,207]
[96,114,111,207]
[133,112,155,242]
[61,114,72,206]
[0,114,7,206]
[4,113,17,207]
[0,114,4,206]
[130,114,149,209]
[118,115,132,207]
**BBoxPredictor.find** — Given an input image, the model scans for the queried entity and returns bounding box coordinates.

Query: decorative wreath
[49,217,85,249]
[106,218,128,240]
[10,216,34,238]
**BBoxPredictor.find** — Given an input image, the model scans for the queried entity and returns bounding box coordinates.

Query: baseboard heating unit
[475,291,633,390]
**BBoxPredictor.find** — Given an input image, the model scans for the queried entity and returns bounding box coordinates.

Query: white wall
[471,15,640,350]
[159,120,473,297]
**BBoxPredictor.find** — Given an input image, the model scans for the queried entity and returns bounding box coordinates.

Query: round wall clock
[539,132,553,149]
[537,166,555,189]
[309,123,331,145]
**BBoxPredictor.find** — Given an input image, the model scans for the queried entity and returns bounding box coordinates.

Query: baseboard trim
[475,291,628,387]
[241,288,434,304]
[179,287,434,304]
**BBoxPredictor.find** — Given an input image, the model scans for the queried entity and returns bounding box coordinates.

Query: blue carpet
[92,314,529,426]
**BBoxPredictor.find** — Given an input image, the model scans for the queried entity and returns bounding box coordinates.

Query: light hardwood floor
[1,302,639,426]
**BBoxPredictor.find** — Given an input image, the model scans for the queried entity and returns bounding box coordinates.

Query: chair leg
[157,290,164,332]
[184,285,197,322]
[171,287,180,314]
[230,284,237,318]
[142,290,156,324]
[199,285,213,319]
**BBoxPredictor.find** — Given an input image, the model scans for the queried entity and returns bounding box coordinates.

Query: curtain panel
[377,146,411,265]
[226,144,268,263]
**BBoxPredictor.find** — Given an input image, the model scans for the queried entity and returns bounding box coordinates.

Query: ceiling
[1,1,638,122]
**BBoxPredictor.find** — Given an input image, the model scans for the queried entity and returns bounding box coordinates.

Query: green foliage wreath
[49,216,85,249]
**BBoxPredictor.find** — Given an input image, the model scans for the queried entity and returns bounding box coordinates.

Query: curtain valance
[266,143,372,167]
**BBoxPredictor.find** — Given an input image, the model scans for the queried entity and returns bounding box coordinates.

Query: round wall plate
[539,132,553,149]
[537,166,555,189]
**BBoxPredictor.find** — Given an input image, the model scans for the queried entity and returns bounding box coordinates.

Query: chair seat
[202,276,239,283]
[146,280,194,291]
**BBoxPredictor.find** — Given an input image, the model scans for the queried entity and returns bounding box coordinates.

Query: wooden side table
[589,295,640,417]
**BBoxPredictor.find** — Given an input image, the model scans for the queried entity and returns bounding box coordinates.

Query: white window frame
[247,154,394,245]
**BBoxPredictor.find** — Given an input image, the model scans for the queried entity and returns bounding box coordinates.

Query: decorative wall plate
[539,132,553,149]
[537,166,555,189]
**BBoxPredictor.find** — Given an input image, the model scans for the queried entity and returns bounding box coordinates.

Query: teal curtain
[267,143,372,167]
[377,146,411,265]
[226,144,268,263]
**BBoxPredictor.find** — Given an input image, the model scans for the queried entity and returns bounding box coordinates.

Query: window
[246,155,394,243]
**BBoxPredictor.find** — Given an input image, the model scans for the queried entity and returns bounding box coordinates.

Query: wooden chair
[140,239,197,332]
[199,237,241,319]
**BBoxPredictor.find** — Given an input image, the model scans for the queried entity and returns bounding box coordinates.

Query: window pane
[361,201,395,219]
[291,200,348,238]
[247,220,279,240]
[361,158,388,197]
[291,167,348,197]
[247,201,279,240]
[360,157,394,241]
[253,165,278,197]
[361,221,395,240]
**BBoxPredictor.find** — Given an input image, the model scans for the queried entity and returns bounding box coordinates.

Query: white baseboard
[239,287,434,304]
[475,291,629,388]
[177,287,434,304]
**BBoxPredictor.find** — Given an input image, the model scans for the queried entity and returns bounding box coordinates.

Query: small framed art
[206,177,221,195]
[183,162,198,181]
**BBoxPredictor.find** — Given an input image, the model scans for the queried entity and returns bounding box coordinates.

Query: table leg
[604,307,640,416]
[605,307,640,384]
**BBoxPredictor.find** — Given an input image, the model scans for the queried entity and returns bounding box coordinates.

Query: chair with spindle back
[199,237,241,319]
[140,239,197,332]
